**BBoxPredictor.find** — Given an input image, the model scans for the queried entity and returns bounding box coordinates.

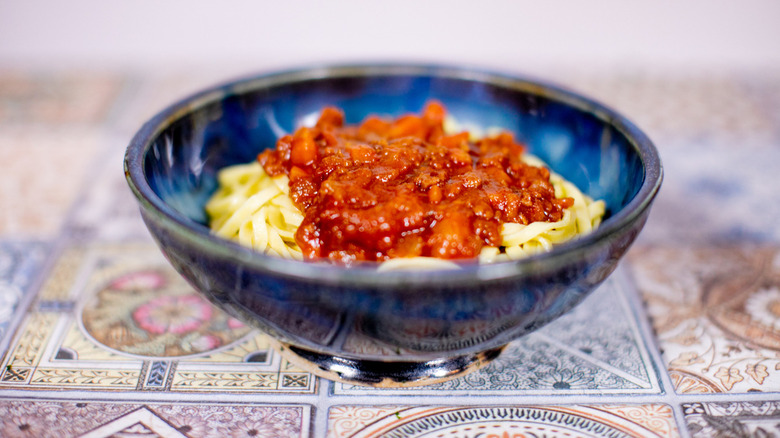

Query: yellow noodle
[206,123,606,268]
[376,257,460,272]
[206,158,605,267]
[206,162,304,259]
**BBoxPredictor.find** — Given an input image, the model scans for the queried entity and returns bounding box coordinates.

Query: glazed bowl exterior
[124,64,662,385]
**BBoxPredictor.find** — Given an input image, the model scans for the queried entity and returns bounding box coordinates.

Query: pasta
[207,161,304,260]
[205,112,606,266]
[477,154,605,263]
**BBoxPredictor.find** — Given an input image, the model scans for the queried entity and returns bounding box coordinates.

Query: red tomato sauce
[259,102,573,264]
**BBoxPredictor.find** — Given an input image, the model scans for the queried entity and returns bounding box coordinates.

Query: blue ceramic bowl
[125,64,662,386]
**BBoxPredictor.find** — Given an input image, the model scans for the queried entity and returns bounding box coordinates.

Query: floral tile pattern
[327,404,678,438]
[630,245,780,393]
[0,244,316,394]
[0,399,309,438]
[335,271,660,395]
[683,401,780,437]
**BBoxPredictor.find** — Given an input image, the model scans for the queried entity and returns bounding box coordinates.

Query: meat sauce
[259,102,573,264]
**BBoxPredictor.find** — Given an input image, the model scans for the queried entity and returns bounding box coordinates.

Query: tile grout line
[0,236,69,368]
[312,380,334,438]
[620,260,695,438]
[530,333,652,390]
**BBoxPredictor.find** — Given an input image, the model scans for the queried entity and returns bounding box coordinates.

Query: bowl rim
[124,63,663,288]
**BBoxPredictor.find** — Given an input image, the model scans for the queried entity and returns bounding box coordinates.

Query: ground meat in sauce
[258,101,573,264]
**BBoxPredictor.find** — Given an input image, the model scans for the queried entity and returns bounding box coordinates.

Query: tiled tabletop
[1,68,779,437]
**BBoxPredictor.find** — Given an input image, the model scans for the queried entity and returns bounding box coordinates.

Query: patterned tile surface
[0,72,121,238]
[0,244,315,394]
[0,399,310,438]
[684,401,780,437]
[683,400,780,438]
[0,241,46,343]
[65,144,157,242]
[630,245,780,394]
[327,405,678,438]
[0,128,103,238]
[335,272,660,395]
[1,68,779,437]
[637,141,780,246]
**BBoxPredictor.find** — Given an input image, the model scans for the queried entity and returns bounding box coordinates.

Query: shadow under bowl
[124,64,662,387]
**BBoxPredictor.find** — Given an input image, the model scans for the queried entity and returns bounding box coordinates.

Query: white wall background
[1,0,779,74]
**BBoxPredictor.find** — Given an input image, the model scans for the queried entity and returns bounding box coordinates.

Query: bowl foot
[270,340,505,388]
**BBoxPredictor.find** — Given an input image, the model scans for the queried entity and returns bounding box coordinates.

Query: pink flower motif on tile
[132,294,213,335]
[110,270,165,291]
[227,317,246,330]
[189,334,222,351]
[83,266,253,358]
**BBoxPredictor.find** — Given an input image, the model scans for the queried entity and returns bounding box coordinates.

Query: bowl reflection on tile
[124,64,662,387]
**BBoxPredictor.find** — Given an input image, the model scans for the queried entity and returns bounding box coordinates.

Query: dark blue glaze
[125,64,662,361]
